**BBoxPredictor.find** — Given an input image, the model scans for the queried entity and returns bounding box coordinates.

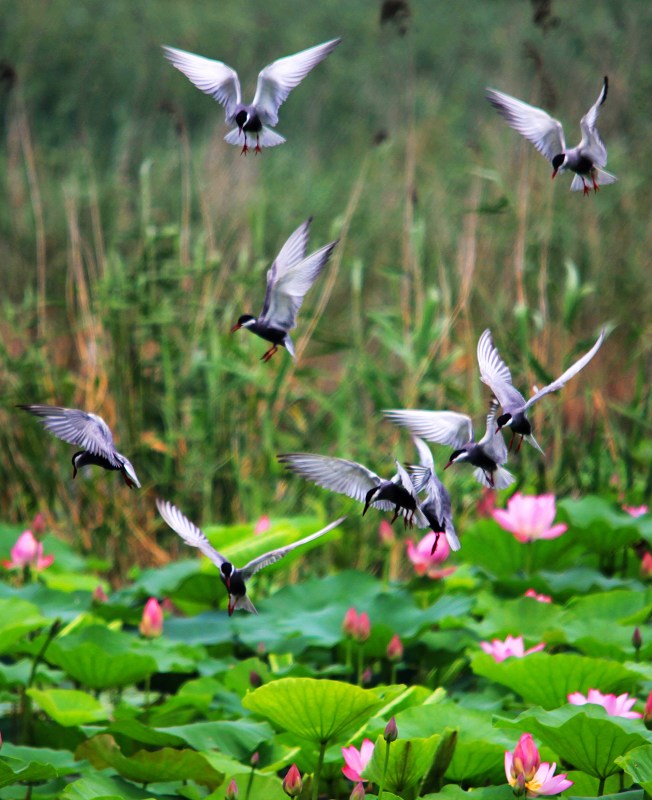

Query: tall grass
[1,0,651,570]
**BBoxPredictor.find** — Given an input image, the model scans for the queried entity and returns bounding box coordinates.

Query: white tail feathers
[283,334,296,359]
[445,526,462,552]
[224,126,286,149]
[473,466,515,490]
[570,168,617,192]
[232,594,258,615]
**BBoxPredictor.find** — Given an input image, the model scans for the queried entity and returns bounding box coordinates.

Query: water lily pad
[0,598,48,654]
[60,772,159,799]
[363,733,441,794]
[27,688,108,726]
[242,677,381,743]
[496,704,652,779]
[470,652,643,709]
[616,744,652,792]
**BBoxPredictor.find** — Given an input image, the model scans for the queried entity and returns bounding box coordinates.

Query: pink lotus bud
[633,627,643,651]
[645,690,652,726]
[476,487,496,518]
[250,751,259,767]
[361,667,372,685]
[3,530,54,571]
[378,520,395,546]
[249,670,262,688]
[386,634,403,661]
[343,607,359,638]
[31,512,46,535]
[356,612,371,643]
[139,598,163,638]
[384,716,398,742]
[282,764,303,797]
[92,585,108,603]
[225,778,239,800]
[254,515,271,535]
[642,553,652,578]
[350,782,366,800]
[511,733,540,781]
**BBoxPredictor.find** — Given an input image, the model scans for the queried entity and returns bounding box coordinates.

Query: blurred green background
[1,0,650,572]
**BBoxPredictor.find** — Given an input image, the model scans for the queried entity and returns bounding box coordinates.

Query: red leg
[430,532,441,556]
[486,471,495,489]
[508,432,516,452]
[240,142,249,156]
[390,509,399,525]
[515,435,524,454]
[261,345,278,362]
[255,135,261,154]
[583,180,590,197]
[592,175,599,193]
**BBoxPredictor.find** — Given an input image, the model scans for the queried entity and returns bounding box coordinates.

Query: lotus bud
[225,778,239,799]
[384,716,398,742]
[282,763,303,797]
[249,670,262,688]
[633,627,642,652]
[355,612,371,643]
[343,607,359,638]
[31,512,46,535]
[511,733,540,781]
[139,598,163,638]
[250,751,259,766]
[92,585,108,603]
[378,520,395,546]
[386,633,403,661]
[350,782,366,800]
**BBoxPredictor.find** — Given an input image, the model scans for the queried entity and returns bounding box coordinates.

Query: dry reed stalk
[270,154,372,422]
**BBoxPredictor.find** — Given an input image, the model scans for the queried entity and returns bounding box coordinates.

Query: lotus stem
[312,740,327,800]
[377,739,391,800]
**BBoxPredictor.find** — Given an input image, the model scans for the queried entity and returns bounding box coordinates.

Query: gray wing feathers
[156,499,226,569]
[240,515,346,578]
[579,77,608,166]
[477,329,526,410]
[278,453,382,504]
[486,88,566,162]
[384,409,474,449]
[253,38,341,126]
[524,328,606,409]
[162,46,241,120]
[261,218,313,319]
[479,400,509,465]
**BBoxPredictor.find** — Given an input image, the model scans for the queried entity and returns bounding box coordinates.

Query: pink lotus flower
[3,530,54,571]
[378,520,395,546]
[282,764,302,797]
[254,515,271,534]
[342,739,375,783]
[493,494,567,543]
[481,635,545,663]
[524,589,552,603]
[644,689,652,722]
[624,505,648,518]
[406,532,456,579]
[567,689,642,719]
[477,487,497,518]
[139,598,164,638]
[92,585,108,603]
[506,733,573,797]
[386,633,403,661]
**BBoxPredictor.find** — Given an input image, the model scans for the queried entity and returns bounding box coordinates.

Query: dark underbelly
[243,116,262,133]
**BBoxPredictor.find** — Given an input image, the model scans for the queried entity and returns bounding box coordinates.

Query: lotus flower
[378,519,395,546]
[342,739,375,783]
[282,764,302,797]
[506,733,573,797]
[524,589,552,603]
[567,689,642,719]
[139,598,164,638]
[493,494,567,543]
[342,608,371,642]
[624,505,648,518]
[406,532,455,579]
[481,635,545,663]
[254,515,271,534]
[3,530,54,571]
[386,633,403,661]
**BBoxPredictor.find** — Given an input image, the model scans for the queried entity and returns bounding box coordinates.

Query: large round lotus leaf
[496,705,652,779]
[616,744,652,793]
[242,677,381,743]
[470,652,643,709]
[27,688,108,726]
[363,733,441,794]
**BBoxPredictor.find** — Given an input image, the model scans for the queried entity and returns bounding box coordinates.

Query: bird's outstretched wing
[478,399,509,466]
[18,404,121,465]
[253,38,341,126]
[163,46,241,121]
[384,409,474,449]
[278,452,389,503]
[523,328,606,410]
[260,230,337,331]
[240,516,346,579]
[156,499,226,569]
[486,88,566,162]
[393,459,430,528]
[477,329,526,410]
[579,77,609,167]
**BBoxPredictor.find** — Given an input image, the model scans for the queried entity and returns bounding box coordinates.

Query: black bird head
[71,451,84,479]
[220,563,234,588]
[444,449,468,469]
[231,314,256,333]
[363,487,380,516]
[234,109,248,131]
[551,153,566,178]
[496,412,513,431]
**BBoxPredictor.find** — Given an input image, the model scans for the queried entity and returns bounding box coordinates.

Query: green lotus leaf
[558,497,645,555]
[27,687,108,726]
[0,756,59,789]
[363,733,441,794]
[75,734,224,787]
[470,652,643,709]
[46,625,157,689]
[60,772,159,799]
[158,719,274,758]
[496,705,652,779]
[616,744,652,793]
[0,598,48,654]
[421,785,513,800]
[242,677,381,743]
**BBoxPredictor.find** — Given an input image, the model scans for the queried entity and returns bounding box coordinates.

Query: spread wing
[240,515,346,579]
[486,88,566,162]
[478,399,508,466]
[579,76,609,167]
[392,460,429,527]
[163,46,241,121]
[18,404,121,466]
[260,218,312,319]
[477,329,526,410]
[277,452,395,507]
[252,38,341,126]
[524,328,606,410]
[156,499,226,569]
[384,409,474,449]
[259,234,337,331]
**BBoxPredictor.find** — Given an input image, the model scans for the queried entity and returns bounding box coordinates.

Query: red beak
[230,323,241,333]
[228,597,234,616]
[551,170,558,179]
[443,461,453,470]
